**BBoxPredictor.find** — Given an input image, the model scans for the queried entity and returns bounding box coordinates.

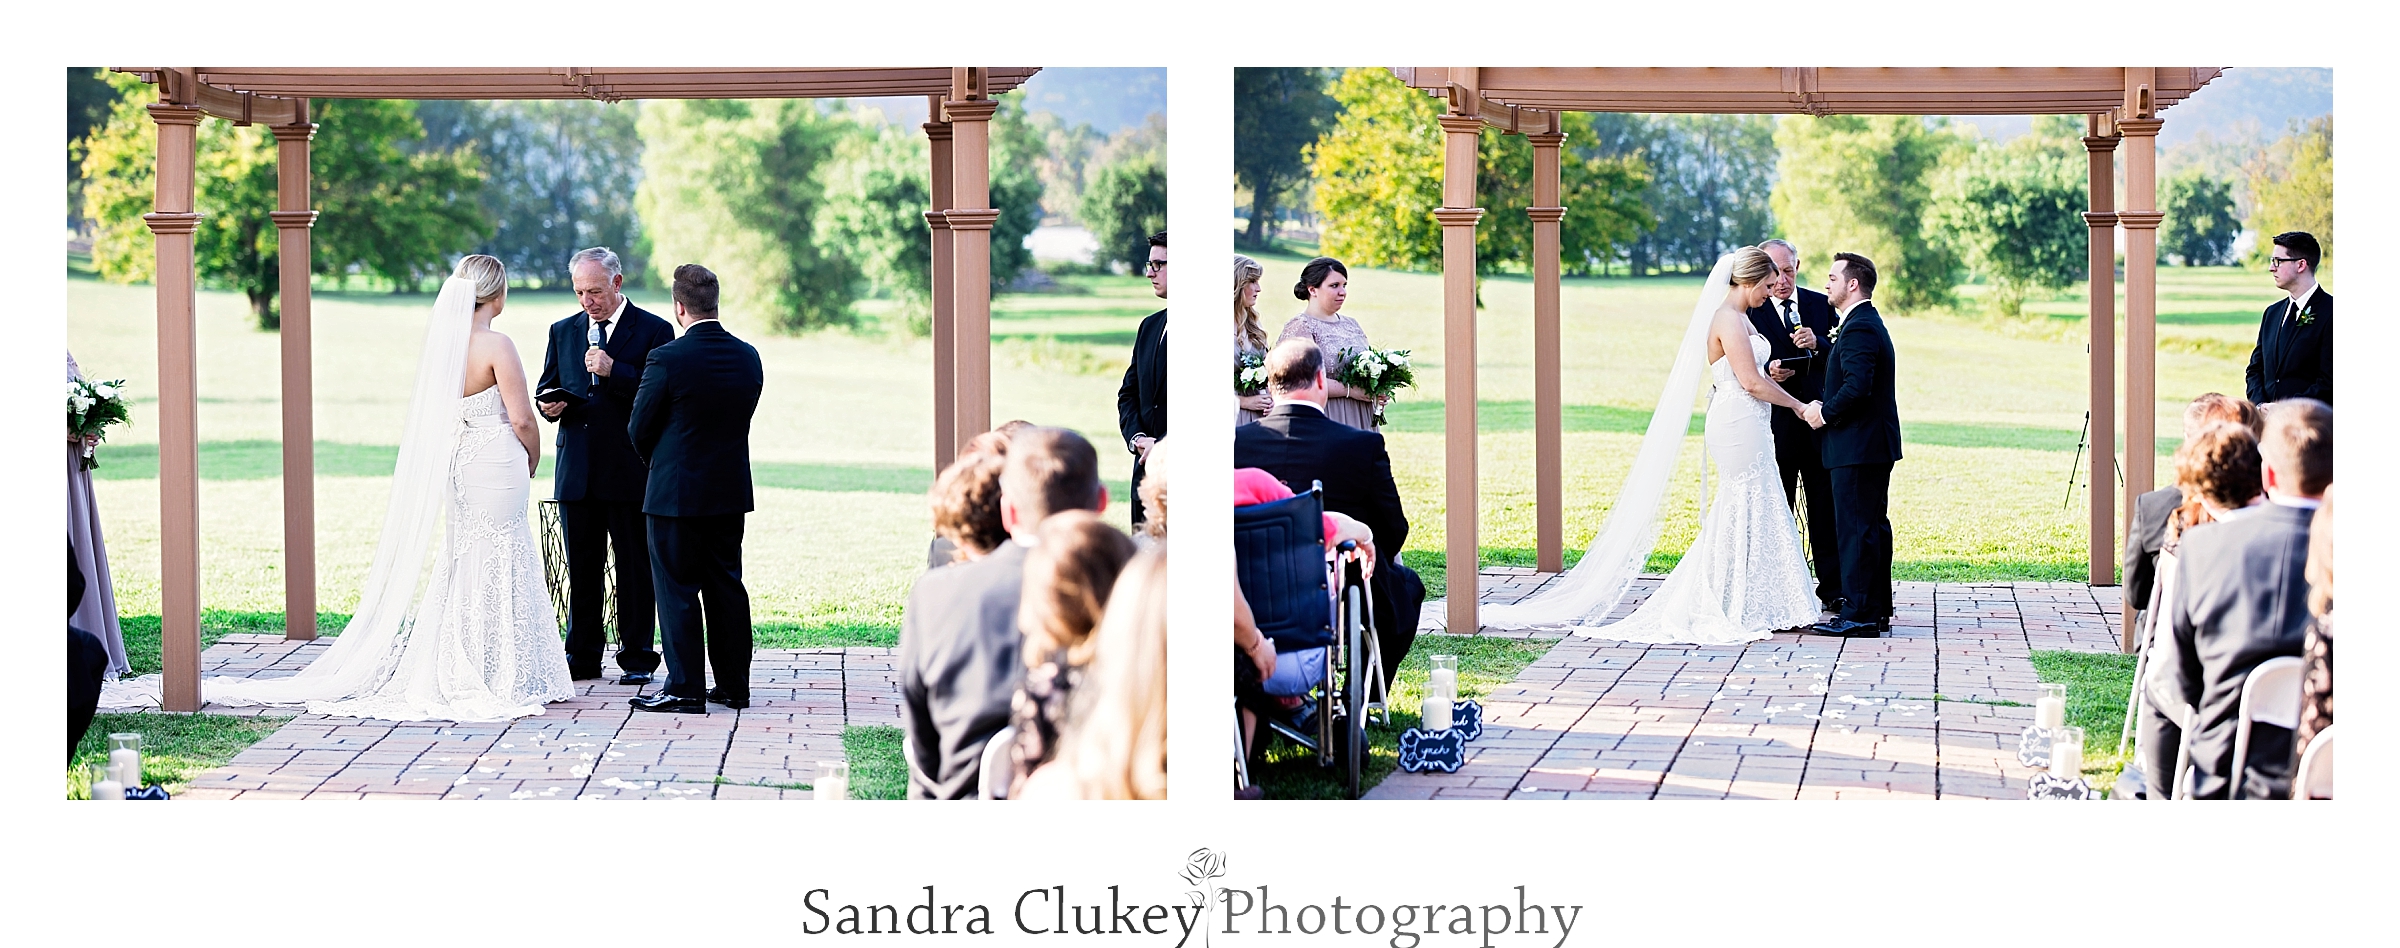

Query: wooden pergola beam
[1398,66,2219,115]
[150,66,1040,101]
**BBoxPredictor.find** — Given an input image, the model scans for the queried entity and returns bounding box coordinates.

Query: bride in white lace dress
[1481,247,1818,644]
[102,256,575,720]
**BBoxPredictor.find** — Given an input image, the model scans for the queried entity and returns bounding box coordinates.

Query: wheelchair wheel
[1341,581,1366,799]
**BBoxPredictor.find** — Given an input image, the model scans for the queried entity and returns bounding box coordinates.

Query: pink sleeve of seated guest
[1233,467,1338,546]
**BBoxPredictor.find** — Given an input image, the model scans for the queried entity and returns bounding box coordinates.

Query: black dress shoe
[617,672,654,686]
[629,693,706,713]
[1810,617,1884,638]
[1821,598,1849,616]
[705,689,750,710]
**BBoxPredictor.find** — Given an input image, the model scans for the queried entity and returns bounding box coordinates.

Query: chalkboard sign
[1397,727,1468,773]
[2016,725,2056,769]
[1450,699,1484,742]
[124,785,171,800]
[2026,772,2095,800]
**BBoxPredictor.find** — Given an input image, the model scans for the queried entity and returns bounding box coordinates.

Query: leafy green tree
[1234,67,1337,248]
[2245,115,2331,264]
[67,67,124,228]
[1309,68,1651,276]
[1924,126,2087,316]
[1607,114,1780,274]
[80,73,488,329]
[416,99,646,287]
[819,120,935,329]
[1770,114,1966,312]
[637,98,861,333]
[985,98,1050,287]
[2160,170,2239,266]
[1079,152,1166,274]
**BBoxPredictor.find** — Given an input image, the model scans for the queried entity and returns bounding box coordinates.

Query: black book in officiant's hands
[534,386,587,407]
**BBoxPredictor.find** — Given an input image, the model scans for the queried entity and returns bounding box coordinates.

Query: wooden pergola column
[923,104,957,471]
[2081,115,2127,649]
[272,110,319,641]
[1434,109,1485,634]
[2119,74,2166,585]
[942,70,999,447]
[143,90,206,713]
[1525,131,1567,575]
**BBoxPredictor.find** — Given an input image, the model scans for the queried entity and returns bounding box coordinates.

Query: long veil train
[100,277,477,711]
[1475,253,1734,632]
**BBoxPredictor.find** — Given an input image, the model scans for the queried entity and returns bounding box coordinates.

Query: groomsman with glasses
[1118,232,1168,529]
[2247,231,2332,406]
[1748,239,1843,614]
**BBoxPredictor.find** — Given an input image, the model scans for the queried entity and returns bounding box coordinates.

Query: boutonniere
[2292,300,2317,326]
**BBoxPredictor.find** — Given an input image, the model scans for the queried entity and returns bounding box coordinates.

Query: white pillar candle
[2050,741,2082,779]
[1429,669,1458,703]
[90,776,125,801]
[1421,693,1452,731]
[814,761,849,801]
[110,748,141,788]
[2034,691,2066,731]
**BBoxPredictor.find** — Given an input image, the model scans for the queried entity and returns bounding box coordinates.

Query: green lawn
[1251,632,1554,799]
[843,724,909,800]
[67,271,1151,639]
[2029,648,2140,798]
[68,711,295,798]
[1246,251,2279,591]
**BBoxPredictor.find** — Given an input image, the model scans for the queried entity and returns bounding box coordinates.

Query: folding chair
[2230,656,2303,800]
[2294,724,2334,800]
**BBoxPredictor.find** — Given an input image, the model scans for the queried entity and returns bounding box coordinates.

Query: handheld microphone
[588,320,605,349]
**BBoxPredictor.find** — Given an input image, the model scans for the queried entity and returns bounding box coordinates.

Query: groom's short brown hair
[672,264,720,316]
[1832,252,1878,297]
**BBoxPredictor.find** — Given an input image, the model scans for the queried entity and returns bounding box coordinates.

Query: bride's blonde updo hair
[453,254,507,306]
[1728,246,1775,287]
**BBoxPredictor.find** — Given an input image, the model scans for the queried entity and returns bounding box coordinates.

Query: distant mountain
[1012,67,1166,133]
[1946,67,2330,146]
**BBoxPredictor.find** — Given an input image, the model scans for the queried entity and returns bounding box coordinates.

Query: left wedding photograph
[65,66,1171,800]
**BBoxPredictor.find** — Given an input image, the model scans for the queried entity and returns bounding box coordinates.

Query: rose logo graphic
[1179,848,1228,947]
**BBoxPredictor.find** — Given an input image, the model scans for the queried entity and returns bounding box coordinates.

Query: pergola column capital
[2117,211,2165,231]
[1525,206,1566,224]
[1436,115,1484,136]
[1523,131,1566,148]
[2080,134,2121,153]
[943,208,1002,231]
[2116,118,2164,138]
[270,122,318,143]
[923,210,953,230]
[921,121,953,141]
[145,103,203,127]
[143,211,203,235]
[1432,207,1485,227]
[270,210,319,229]
[942,99,999,123]
[2081,211,2119,227]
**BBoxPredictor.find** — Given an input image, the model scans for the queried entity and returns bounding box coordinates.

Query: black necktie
[592,318,610,348]
[1778,299,1797,328]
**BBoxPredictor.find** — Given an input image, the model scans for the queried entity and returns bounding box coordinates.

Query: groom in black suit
[626,264,764,713]
[2246,230,2332,406]
[1801,253,1902,638]
[1747,239,1842,611]
[537,246,675,683]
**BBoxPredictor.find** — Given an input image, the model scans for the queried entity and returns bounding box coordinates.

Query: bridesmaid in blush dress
[1233,254,1272,425]
[1274,256,1381,430]
[67,351,128,678]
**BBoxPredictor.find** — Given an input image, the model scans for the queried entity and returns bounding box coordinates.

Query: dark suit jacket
[1746,287,1835,403]
[1818,301,1904,469]
[2245,287,2332,405]
[1233,403,1409,562]
[538,302,676,503]
[1117,309,1168,447]
[628,320,763,518]
[899,541,1028,800]
[2123,485,2184,625]
[2167,502,2315,799]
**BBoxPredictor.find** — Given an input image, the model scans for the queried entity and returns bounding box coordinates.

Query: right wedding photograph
[1229,67,2334,801]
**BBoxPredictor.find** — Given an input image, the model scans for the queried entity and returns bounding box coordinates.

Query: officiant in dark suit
[1748,239,1842,611]
[2246,230,2332,406]
[1802,253,1902,639]
[626,264,764,714]
[1234,338,1422,683]
[537,246,676,684]
[1118,232,1168,529]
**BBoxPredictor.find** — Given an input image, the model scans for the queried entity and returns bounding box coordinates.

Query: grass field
[1244,251,2282,592]
[67,270,1153,641]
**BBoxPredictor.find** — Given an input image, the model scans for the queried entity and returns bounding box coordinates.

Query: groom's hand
[585,347,615,378]
[1800,402,1825,428]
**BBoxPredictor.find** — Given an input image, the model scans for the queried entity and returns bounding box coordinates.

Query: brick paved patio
[170,635,900,800]
[1368,569,2125,800]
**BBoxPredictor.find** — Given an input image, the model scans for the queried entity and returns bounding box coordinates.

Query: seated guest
[900,426,1107,800]
[2125,394,2262,645]
[928,431,1013,569]
[1230,466,1379,780]
[1233,582,1273,799]
[2136,422,2264,798]
[2293,485,2333,798]
[1015,543,1169,800]
[1234,339,1423,685]
[1005,510,1136,794]
[1136,437,1170,544]
[2168,398,2329,799]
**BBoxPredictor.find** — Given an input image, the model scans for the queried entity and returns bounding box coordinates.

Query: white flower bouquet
[69,376,132,470]
[1335,346,1416,425]
[1236,351,1270,396]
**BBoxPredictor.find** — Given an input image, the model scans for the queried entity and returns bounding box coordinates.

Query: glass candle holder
[1421,691,1453,731]
[814,761,849,801]
[2034,683,2067,731]
[1428,655,1459,705]
[2049,726,2086,780]
[88,762,125,801]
